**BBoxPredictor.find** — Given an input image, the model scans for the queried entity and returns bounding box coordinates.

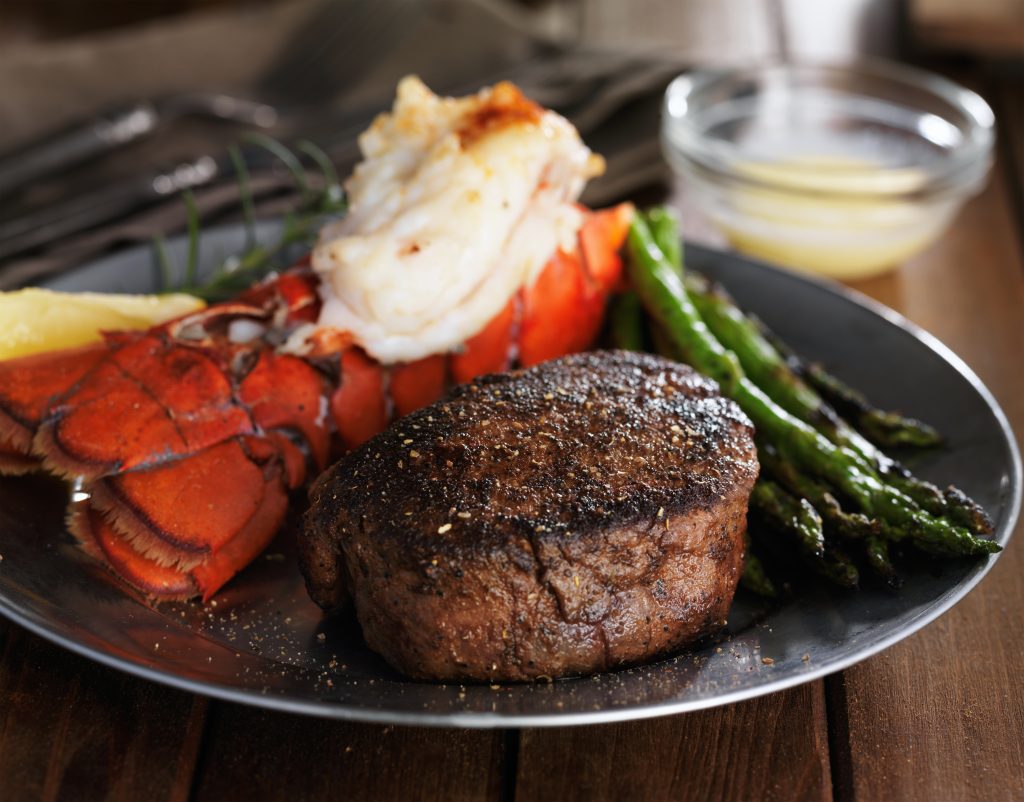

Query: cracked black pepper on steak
[300,350,759,681]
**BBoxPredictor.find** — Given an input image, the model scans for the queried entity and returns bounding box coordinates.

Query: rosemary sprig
[228,143,257,248]
[182,190,201,289]
[155,136,347,302]
[297,140,341,196]
[244,132,311,202]
[151,235,174,292]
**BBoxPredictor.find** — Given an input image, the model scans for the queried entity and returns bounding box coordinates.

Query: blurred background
[0,0,1020,285]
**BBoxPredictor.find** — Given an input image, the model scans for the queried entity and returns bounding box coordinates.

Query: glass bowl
[661,60,995,280]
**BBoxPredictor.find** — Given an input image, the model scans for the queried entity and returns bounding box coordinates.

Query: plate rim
[0,236,1019,728]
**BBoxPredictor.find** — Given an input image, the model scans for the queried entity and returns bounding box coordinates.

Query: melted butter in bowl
[662,62,994,280]
[715,156,956,279]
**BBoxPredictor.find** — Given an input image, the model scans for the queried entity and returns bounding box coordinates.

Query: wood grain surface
[190,706,508,802]
[515,683,832,802]
[0,620,206,802]
[0,72,1021,802]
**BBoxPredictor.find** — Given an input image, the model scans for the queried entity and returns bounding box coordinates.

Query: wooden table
[1,75,1021,802]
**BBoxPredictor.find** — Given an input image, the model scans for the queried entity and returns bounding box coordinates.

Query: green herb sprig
[154,136,347,302]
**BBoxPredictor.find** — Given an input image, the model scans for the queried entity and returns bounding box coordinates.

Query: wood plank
[991,80,1023,246]
[838,142,1024,802]
[909,0,1024,57]
[190,702,508,802]
[0,621,207,802]
[515,683,832,802]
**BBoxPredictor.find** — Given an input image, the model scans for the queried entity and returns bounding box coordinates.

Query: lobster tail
[0,204,633,601]
[0,278,331,600]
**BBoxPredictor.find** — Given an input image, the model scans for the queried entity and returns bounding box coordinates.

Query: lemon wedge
[0,289,205,360]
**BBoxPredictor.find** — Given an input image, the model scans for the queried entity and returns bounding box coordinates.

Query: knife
[0,96,280,202]
[0,155,225,262]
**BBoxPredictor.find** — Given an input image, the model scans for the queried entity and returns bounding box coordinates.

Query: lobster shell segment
[389,354,448,418]
[79,509,198,599]
[238,350,331,470]
[34,333,252,481]
[517,203,632,367]
[0,267,331,600]
[77,440,291,600]
[78,469,289,603]
[450,297,517,384]
[0,343,107,452]
[88,438,280,569]
[189,470,289,601]
[518,248,606,367]
[0,436,39,474]
[330,347,389,451]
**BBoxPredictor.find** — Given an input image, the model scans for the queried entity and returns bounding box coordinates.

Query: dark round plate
[0,224,1019,727]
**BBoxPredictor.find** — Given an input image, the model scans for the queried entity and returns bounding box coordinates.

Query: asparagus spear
[750,480,860,587]
[690,272,965,521]
[803,360,943,448]
[647,210,877,464]
[645,207,682,274]
[609,290,646,351]
[756,441,883,542]
[757,443,903,585]
[751,480,826,558]
[645,209,993,537]
[819,544,863,588]
[944,485,996,535]
[740,538,778,598]
[759,323,943,449]
[626,216,999,558]
[750,311,986,528]
[865,535,903,589]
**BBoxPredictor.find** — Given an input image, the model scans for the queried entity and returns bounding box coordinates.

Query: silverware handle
[0,102,161,198]
[0,155,223,266]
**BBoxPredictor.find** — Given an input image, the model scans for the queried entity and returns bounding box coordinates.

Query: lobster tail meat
[311,76,606,367]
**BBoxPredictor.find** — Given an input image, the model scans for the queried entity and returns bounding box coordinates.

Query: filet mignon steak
[301,350,758,681]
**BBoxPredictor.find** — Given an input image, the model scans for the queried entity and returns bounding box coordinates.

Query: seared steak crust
[301,350,758,681]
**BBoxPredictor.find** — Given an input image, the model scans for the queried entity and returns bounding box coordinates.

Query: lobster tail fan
[0,343,108,472]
